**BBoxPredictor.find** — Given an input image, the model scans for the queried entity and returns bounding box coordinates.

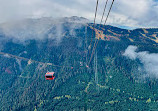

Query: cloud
[0,18,54,42]
[0,0,158,28]
[0,0,94,23]
[123,45,158,79]
[0,17,87,43]
[123,46,137,60]
[108,0,158,28]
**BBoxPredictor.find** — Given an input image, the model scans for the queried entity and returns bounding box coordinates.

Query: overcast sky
[0,0,158,28]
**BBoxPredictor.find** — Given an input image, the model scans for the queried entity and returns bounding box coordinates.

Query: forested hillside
[0,17,158,111]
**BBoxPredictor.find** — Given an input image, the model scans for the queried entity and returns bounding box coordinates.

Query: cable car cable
[88,0,110,66]
[88,0,109,65]
[88,0,115,66]
[85,0,99,66]
[89,0,99,48]
[104,0,115,25]
[100,0,109,27]
[0,51,74,69]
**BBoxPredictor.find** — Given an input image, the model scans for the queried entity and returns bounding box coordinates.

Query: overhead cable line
[88,0,109,66]
[88,0,115,66]
[100,0,109,27]
[104,0,115,25]
[0,52,72,68]
[85,0,99,65]
[89,0,109,58]
[89,0,99,47]
[92,0,109,52]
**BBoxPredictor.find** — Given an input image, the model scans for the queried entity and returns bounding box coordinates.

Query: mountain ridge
[0,16,158,111]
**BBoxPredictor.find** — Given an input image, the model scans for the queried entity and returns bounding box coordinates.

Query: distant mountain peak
[64,16,89,23]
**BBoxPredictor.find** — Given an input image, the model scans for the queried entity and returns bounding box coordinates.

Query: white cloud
[123,46,137,60]
[123,45,158,79]
[0,0,157,27]
[110,0,158,27]
[0,17,87,43]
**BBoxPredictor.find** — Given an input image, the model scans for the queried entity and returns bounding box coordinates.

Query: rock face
[0,17,158,111]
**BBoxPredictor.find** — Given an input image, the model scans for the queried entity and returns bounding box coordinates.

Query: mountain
[0,17,158,111]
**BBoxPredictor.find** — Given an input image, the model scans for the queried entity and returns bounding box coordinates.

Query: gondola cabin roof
[45,72,55,80]
[46,72,54,75]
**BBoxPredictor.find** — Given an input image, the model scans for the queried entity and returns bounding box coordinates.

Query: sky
[0,0,158,28]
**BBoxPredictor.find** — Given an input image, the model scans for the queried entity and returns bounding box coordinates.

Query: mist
[0,17,88,43]
[123,45,158,79]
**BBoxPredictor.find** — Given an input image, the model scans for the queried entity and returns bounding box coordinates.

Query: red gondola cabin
[45,72,55,80]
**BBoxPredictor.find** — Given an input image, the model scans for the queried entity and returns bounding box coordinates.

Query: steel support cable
[91,0,109,54]
[89,0,99,47]
[85,25,88,64]
[88,0,109,66]
[80,1,99,66]
[88,0,115,66]
[99,0,109,28]
[88,0,109,64]
[88,39,99,66]
[85,0,99,65]
[104,0,115,26]
[0,51,72,68]
[87,0,109,66]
